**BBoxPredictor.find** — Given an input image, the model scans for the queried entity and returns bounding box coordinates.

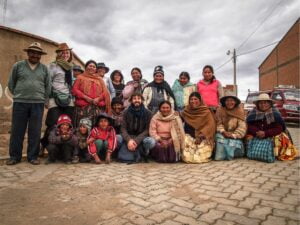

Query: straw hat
[23,42,47,55]
[56,43,72,53]
[253,93,273,104]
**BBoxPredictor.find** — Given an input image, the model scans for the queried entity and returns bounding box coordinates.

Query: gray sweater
[8,60,51,103]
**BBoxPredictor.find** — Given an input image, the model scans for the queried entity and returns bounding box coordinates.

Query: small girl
[73,118,92,163]
[46,114,77,164]
[87,113,117,164]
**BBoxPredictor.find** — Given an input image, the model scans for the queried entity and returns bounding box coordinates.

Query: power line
[215,58,232,71]
[237,41,279,56]
[236,0,284,50]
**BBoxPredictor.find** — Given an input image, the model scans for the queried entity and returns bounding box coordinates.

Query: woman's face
[86,63,97,75]
[97,68,106,77]
[225,98,236,110]
[258,100,271,112]
[179,75,189,86]
[202,67,213,81]
[113,73,122,82]
[79,125,88,135]
[59,50,71,61]
[189,96,201,108]
[131,69,141,81]
[154,73,164,83]
[160,103,171,117]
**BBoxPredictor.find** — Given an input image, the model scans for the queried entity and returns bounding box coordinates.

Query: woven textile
[247,138,275,163]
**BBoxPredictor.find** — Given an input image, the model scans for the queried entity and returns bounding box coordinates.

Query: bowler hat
[95,113,114,126]
[73,65,84,73]
[97,62,109,73]
[253,93,273,104]
[220,95,241,107]
[23,42,47,55]
[56,43,72,53]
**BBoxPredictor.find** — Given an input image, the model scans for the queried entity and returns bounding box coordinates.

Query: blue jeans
[9,102,44,162]
[118,137,156,162]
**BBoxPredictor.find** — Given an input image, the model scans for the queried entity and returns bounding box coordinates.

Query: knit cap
[79,118,92,132]
[57,114,72,127]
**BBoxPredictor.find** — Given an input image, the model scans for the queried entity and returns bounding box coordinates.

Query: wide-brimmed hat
[97,62,109,73]
[95,113,114,126]
[23,42,47,55]
[220,95,241,107]
[73,65,84,73]
[253,93,273,104]
[56,43,72,53]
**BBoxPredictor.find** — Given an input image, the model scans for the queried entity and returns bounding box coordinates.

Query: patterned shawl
[152,110,185,153]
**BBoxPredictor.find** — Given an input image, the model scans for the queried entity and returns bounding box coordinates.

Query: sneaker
[71,156,79,164]
[6,159,18,165]
[29,159,40,165]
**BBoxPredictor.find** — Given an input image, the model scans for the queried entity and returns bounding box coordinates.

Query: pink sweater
[149,118,172,141]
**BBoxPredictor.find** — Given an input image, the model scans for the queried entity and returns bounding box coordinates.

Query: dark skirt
[74,104,106,128]
[150,142,177,163]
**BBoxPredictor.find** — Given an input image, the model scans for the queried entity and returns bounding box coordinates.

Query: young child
[87,113,117,164]
[111,97,124,159]
[73,118,92,163]
[46,114,77,164]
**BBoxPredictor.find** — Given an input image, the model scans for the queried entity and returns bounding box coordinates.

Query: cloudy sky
[2,0,299,100]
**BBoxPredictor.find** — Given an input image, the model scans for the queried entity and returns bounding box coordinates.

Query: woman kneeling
[149,101,185,163]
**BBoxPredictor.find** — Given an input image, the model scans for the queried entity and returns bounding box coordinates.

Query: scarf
[128,104,145,118]
[76,72,111,113]
[172,79,194,108]
[247,107,286,130]
[76,130,88,149]
[152,110,185,153]
[146,81,176,107]
[216,105,245,131]
[55,58,73,87]
[182,103,216,145]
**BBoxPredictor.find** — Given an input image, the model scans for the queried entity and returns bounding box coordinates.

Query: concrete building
[0,26,85,134]
[259,18,299,91]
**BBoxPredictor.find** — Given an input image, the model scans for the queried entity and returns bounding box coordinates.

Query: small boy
[87,113,117,164]
[73,118,92,163]
[46,114,77,164]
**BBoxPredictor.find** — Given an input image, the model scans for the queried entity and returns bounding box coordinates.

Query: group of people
[6,42,297,165]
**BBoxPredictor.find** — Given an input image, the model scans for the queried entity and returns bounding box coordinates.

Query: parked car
[244,85,300,123]
[270,86,300,123]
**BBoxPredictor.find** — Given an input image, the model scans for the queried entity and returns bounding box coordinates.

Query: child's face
[79,125,88,134]
[98,118,109,129]
[60,123,70,133]
[112,103,123,114]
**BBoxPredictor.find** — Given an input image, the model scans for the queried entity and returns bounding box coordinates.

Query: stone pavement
[0,158,299,225]
[0,126,299,225]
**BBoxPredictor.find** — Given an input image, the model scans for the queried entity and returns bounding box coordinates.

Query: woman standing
[143,65,176,113]
[149,101,185,163]
[215,95,246,160]
[110,70,125,98]
[181,92,216,163]
[172,71,196,111]
[122,67,148,108]
[41,43,74,151]
[72,60,111,127]
[197,65,223,111]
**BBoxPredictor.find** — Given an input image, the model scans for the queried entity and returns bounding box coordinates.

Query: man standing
[118,93,155,163]
[6,42,51,165]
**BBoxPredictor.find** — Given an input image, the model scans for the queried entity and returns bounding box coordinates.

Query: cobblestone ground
[0,127,299,225]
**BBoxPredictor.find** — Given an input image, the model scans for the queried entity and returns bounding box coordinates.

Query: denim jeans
[118,137,156,162]
[9,102,44,162]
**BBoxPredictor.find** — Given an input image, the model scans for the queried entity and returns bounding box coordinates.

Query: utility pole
[233,48,237,86]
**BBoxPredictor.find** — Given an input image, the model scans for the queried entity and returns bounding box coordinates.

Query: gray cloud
[3,0,300,100]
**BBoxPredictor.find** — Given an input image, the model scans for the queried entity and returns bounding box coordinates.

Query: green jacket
[8,60,51,103]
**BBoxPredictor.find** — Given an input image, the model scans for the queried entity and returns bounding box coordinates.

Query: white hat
[253,93,273,104]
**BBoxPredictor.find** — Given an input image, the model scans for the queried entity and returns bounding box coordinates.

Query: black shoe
[29,159,40,165]
[45,158,55,165]
[6,159,18,165]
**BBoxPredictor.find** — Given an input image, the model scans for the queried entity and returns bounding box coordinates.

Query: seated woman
[181,92,216,163]
[246,93,285,163]
[149,101,185,163]
[215,95,246,161]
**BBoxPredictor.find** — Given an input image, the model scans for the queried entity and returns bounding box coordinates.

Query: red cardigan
[88,126,117,154]
[247,119,283,138]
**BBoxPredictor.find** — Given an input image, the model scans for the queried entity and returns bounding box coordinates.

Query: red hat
[57,114,72,127]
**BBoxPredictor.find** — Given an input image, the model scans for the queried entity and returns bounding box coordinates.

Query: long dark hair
[179,71,190,80]
[131,67,143,79]
[85,60,97,69]
[159,100,172,110]
[203,65,216,83]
